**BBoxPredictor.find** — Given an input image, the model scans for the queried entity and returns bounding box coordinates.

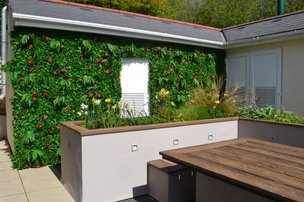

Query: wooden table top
[160,138,304,202]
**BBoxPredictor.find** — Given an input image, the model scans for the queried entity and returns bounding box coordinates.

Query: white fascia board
[12,13,225,49]
[225,29,304,49]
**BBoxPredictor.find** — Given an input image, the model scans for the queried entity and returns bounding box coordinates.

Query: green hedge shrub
[4,28,221,169]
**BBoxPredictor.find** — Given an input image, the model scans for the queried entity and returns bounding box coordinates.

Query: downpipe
[0,6,7,100]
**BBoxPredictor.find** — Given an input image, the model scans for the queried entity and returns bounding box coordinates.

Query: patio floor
[0,139,73,202]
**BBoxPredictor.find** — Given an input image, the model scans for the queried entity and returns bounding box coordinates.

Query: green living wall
[5,28,224,169]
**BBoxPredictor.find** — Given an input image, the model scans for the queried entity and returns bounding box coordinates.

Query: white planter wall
[61,119,238,202]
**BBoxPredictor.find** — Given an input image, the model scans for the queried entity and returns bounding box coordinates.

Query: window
[120,59,149,116]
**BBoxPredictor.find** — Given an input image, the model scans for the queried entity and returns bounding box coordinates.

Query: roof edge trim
[13,13,224,49]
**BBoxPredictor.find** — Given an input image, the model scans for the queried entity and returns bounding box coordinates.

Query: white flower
[77,111,82,116]
[95,99,101,105]
[84,111,88,115]
[81,103,88,110]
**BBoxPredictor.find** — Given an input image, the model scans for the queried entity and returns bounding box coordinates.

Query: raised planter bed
[60,117,238,202]
[60,117,304,202]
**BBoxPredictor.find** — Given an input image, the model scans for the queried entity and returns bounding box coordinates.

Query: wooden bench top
[148,159,187,173]
[160,138,304,201]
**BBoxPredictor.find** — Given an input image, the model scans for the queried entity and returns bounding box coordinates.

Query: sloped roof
[9,0,224,48]
[7,0,304,48]
[223,10,304,43]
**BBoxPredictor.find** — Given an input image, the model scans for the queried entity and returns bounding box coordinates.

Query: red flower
[33,97,37,102]
[100,60,104,64]
[194,75,198,79]
[29,68,34,72]
[105,69,110,74]
[20,77,24,80]
[43,92,48,98]
[168,47,172,51]
[38,124,43,130]
[66,105,70,110]
[78,78,83,82]
[35,164,41,168]
[24,163,29,168]
[29,35,34,40]
[46,143,51,149]
[88,65,92,69]
[89,93,93,97]
[43,115,48,120]
[29,45,33,49]
[48,58,52,63]
[176,84,180,89]
[53,71,57,75]
[167,70,171,75]
[157,47,161,51]
[61,68,67,73]
[80,56,84,60]
[181,60,185,64]
[68,78,72,81]
[146,48,150,52]
[49,130,53,135]
[56,125,61,129]
[104,52,109,57]
[97,94,101,98]
[28,60,33,65]
[33,91,37,95]
[211,75,215,79]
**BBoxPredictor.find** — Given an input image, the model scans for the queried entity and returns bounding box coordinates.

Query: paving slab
[0,161,13,171]
[27,187,73,202]
[0,194,28,202]
[19,167,63,193]
[0,170,20,183]
[0,179,25,198]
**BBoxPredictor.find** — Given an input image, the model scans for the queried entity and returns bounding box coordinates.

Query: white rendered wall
[80,121,238,202]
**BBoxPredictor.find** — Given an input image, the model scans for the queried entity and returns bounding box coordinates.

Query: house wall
[227,37,304,115]
[0,111,6,140]
[5,7,15,151]
[61,120,238,202]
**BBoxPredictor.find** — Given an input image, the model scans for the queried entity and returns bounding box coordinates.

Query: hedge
[4,28,223,169]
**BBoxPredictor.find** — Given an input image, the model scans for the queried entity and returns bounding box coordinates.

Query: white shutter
[121,59,149,117]
[255,87,276,107]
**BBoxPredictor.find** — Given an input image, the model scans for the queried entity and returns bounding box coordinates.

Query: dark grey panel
[223,12,304,42]
[9,0,223,42]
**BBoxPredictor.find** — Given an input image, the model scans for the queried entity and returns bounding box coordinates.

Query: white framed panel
[121,58,149,116]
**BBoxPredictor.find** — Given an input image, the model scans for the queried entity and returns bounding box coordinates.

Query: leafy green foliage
[5,28,219,169]
[239,105,304,124]
[175,105,212,121]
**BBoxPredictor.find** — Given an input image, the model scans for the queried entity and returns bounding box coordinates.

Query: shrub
[187,77,241,117]
[175,105,212,121]
[239,105,304,124]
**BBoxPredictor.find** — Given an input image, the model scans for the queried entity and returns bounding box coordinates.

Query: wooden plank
[188,151,304,191]
[162,152,303,201]
[230,143,304,166]
[215,146,304,180]
[243,141,304,159]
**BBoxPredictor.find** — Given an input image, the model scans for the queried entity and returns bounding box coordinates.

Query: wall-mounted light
[131,144,139,152]
[173,138,179,146]
[208,134,213,141]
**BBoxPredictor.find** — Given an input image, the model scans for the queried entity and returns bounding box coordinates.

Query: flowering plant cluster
[4,28,221,169]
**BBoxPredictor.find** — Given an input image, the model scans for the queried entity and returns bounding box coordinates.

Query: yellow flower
[161,88,166,93]
[112,104,117,109]
[213,105,217,109]
[233,100,236,103]
[224,93,228,97]
[171,102,175,107]
[215,100,220,104]
[105,98,111,103]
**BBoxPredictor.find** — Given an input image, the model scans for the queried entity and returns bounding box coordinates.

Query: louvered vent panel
[255,87,276,107]
[122,93,147,117]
